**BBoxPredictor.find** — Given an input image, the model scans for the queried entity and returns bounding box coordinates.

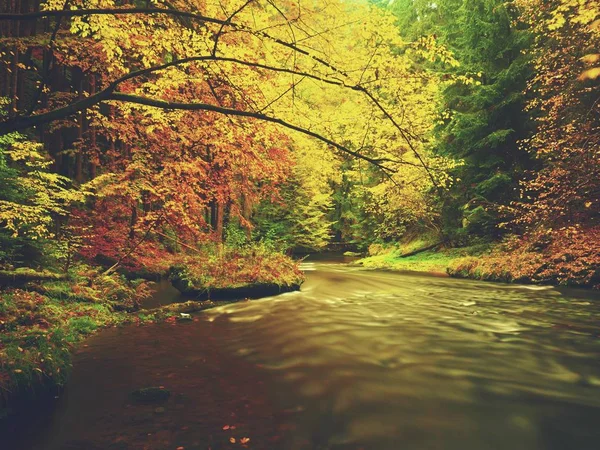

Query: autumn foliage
[0,1,598,282]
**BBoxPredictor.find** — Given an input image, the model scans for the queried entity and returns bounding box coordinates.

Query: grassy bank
[355,238,491,274]
[0,265,152,418]
[356,228,599,289]
[169,245,305,296]
[0,248,304,419]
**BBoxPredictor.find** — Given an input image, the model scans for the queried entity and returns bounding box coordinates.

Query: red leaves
[450,225,600,288]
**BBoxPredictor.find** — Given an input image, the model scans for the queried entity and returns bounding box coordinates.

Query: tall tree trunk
[109,139,116,167]
[210,199,217,231]
[89,74,97,179]
[242,192,252,239]
[216,202,224,243]
[75,70,85,183]
[9,48,19,117]
[129,204,138,240]
[9,0,21,117]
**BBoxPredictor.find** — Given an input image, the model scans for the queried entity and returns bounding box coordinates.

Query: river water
[4,259,600,450]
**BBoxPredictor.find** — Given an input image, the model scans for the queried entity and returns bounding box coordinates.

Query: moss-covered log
[0,270,67,288]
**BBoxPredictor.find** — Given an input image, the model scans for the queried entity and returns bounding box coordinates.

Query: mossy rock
[172,279,301,300]
[169,265,302,300]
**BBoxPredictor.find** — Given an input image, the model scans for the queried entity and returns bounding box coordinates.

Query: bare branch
[212,0,256,56]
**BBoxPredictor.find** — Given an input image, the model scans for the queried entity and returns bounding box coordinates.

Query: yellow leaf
[579,67,600,80]
[581,54,600,65]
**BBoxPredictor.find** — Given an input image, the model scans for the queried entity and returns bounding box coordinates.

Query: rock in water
[130,387,171,403]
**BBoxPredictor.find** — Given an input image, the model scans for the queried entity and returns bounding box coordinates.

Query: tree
[508,0,599,230]
[381,0,534,241]
[1,0,454,266]
[0,100,85,267]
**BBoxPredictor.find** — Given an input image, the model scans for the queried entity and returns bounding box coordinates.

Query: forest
[0,0,599,441]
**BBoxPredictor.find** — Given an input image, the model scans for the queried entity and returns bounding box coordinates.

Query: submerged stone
[130,387,171,403]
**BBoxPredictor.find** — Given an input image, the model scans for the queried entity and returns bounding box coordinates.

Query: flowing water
[3,258,600,450]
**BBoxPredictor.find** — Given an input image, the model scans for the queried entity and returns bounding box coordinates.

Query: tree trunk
[89,74,97,179]
[216,201,224,242]
[9,47,19,117]
[400,241,446,258]
[129,204,138,240]
[209,199,217,231]
[242,192,252,239]
[9,0,21,117]
[75,70,85,183]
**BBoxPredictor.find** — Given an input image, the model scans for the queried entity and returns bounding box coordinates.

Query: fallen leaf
[229,437,236,444]
[222,425,230,430]
[240,437,250,444]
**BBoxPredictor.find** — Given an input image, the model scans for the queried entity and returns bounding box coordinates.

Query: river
[4,258,600,449]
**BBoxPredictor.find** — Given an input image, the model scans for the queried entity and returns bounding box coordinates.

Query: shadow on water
[3,260,600,450]
[142,279,185,310]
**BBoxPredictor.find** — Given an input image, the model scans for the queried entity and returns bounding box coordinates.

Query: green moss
[357,242,491,274]
[0,264,149,412]
[67,317,98,336]
[169,245,305,294]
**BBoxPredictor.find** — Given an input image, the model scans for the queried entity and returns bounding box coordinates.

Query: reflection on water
[4,262,600,450]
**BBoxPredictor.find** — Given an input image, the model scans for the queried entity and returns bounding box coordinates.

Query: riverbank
[6,261,599,450]
[354,239,491,275]
[355,228,600,289]
[0,249,304,421]
[448,227,600,289]
[0,265,146,420]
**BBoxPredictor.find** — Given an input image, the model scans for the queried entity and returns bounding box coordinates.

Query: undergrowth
[0,264,152,416]
[448,226,600,288]
[170,244,304,291]
[357,239,491,274]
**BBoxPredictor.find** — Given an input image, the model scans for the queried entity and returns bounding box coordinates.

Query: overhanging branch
[0,8,228,26]
[0,6,434,178]
[107,92,397,172]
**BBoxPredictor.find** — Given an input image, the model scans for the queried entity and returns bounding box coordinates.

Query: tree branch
[0,8,228,25]
[0,6,433,177]
[0,87,115,135]
[107,92,396,172]
[211,0,256,56]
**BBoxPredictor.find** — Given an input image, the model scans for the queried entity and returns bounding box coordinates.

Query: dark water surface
[4,260,600,450]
